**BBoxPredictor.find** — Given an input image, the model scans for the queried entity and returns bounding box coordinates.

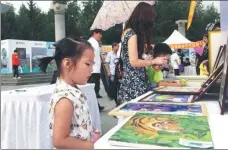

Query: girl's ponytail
[39,57,54,73]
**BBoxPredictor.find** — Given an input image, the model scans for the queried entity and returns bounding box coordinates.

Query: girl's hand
[92,131,100,143]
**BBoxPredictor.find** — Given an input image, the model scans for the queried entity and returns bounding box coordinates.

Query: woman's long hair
[125,2,156,58]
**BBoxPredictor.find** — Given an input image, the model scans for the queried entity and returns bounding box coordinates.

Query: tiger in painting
[129,116,184,137]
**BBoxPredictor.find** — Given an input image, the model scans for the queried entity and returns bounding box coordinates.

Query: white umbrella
[90,1,156,31]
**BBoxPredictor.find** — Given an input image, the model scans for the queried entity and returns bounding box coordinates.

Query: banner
[102,45,112,53]
[187,0,196,31]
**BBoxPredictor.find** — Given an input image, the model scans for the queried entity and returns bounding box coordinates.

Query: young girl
[199,60,209,76]
[39,37,100,149]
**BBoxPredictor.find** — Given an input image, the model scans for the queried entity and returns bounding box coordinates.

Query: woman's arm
[53,98,94,149]
[128,35,166,67]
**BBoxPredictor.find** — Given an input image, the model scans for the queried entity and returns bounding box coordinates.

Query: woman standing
[196,34,208,75]
[117,2,168,103]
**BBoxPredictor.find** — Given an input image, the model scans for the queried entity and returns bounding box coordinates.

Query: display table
[95,91,228,149]
[1,84,101,149]
[175,75,208,81]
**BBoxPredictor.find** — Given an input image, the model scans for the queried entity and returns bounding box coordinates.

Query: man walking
[170,50,181,76]
[88,29,104,111]
[105,42,119,106]
[12,50,21,79]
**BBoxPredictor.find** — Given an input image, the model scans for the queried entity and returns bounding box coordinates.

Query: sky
[2,1,220,14]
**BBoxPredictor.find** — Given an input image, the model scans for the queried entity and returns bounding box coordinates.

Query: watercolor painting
[109,113,213,149]
[154,86,201,95]
[117,103,207,116]
[140,94,193,103]
[108,102,207,117]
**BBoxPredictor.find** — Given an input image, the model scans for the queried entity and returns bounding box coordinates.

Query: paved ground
[1,82,118,136]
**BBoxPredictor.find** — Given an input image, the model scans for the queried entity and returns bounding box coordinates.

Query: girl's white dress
[49,78,93,141]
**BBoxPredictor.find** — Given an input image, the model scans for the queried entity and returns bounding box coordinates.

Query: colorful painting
[154,86,201,95]
[109,113,213,149]
[140,94,193,103]
[108,102,207,117]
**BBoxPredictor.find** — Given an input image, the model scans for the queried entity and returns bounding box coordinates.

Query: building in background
[1,2,13,13]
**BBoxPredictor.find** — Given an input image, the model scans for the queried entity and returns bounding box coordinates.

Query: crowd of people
[32,2,221,149]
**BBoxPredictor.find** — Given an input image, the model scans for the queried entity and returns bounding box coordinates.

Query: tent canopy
[163,30,192,44]
[162,30,203,49]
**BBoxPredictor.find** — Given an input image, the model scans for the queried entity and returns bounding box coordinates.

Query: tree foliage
[1,0,220,44]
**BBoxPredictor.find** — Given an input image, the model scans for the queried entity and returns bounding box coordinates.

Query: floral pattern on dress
[117,29,148,103]
[49,78,93,141]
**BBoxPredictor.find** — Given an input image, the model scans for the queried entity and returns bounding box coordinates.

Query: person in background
[142,43,153,60]
[183,58,191,66]
[117,3,168,103]
[87,29,104,111]
[147,43,172,87]
[177,49,184,73]
[105,42,119,106]
[18,65,23,73]
[170,50,181,76]
[161,63,170,78]
[177,49,184,64]
[39,37,100,149]
[200,60,209,76]
[212,22,220,31]
[196,34,208,75]
[12,50,21,79]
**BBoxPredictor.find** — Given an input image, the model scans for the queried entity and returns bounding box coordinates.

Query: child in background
[39,37,99,149]
[184,58,191,66]
[200,60,209,76]
[147,43,172,88]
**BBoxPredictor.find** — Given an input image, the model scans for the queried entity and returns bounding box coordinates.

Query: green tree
[186,1,205,41]
[53,0,69,4]
[45,9,55,41]
[1,7,17,39]
[1,0,220,44]
[65,1,82,37]
[15,0,49,40]
[15,3,31,40]
[79,0,103,38]
[154,0,190,43]
[187,2,220,41]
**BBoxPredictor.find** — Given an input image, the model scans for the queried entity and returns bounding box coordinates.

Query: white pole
[53,3,66,41]
[122,22,125,29]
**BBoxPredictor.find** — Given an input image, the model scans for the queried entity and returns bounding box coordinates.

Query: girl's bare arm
[52,98,94,149]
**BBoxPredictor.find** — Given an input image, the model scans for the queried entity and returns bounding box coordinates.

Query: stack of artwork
[108,91,213,148]
[107,42,228,149]
[152,44,227,105]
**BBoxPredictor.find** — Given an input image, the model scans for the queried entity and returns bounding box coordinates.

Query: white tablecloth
[95,91,228,149]
[184,66,197,76]
[1,84,101,149]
